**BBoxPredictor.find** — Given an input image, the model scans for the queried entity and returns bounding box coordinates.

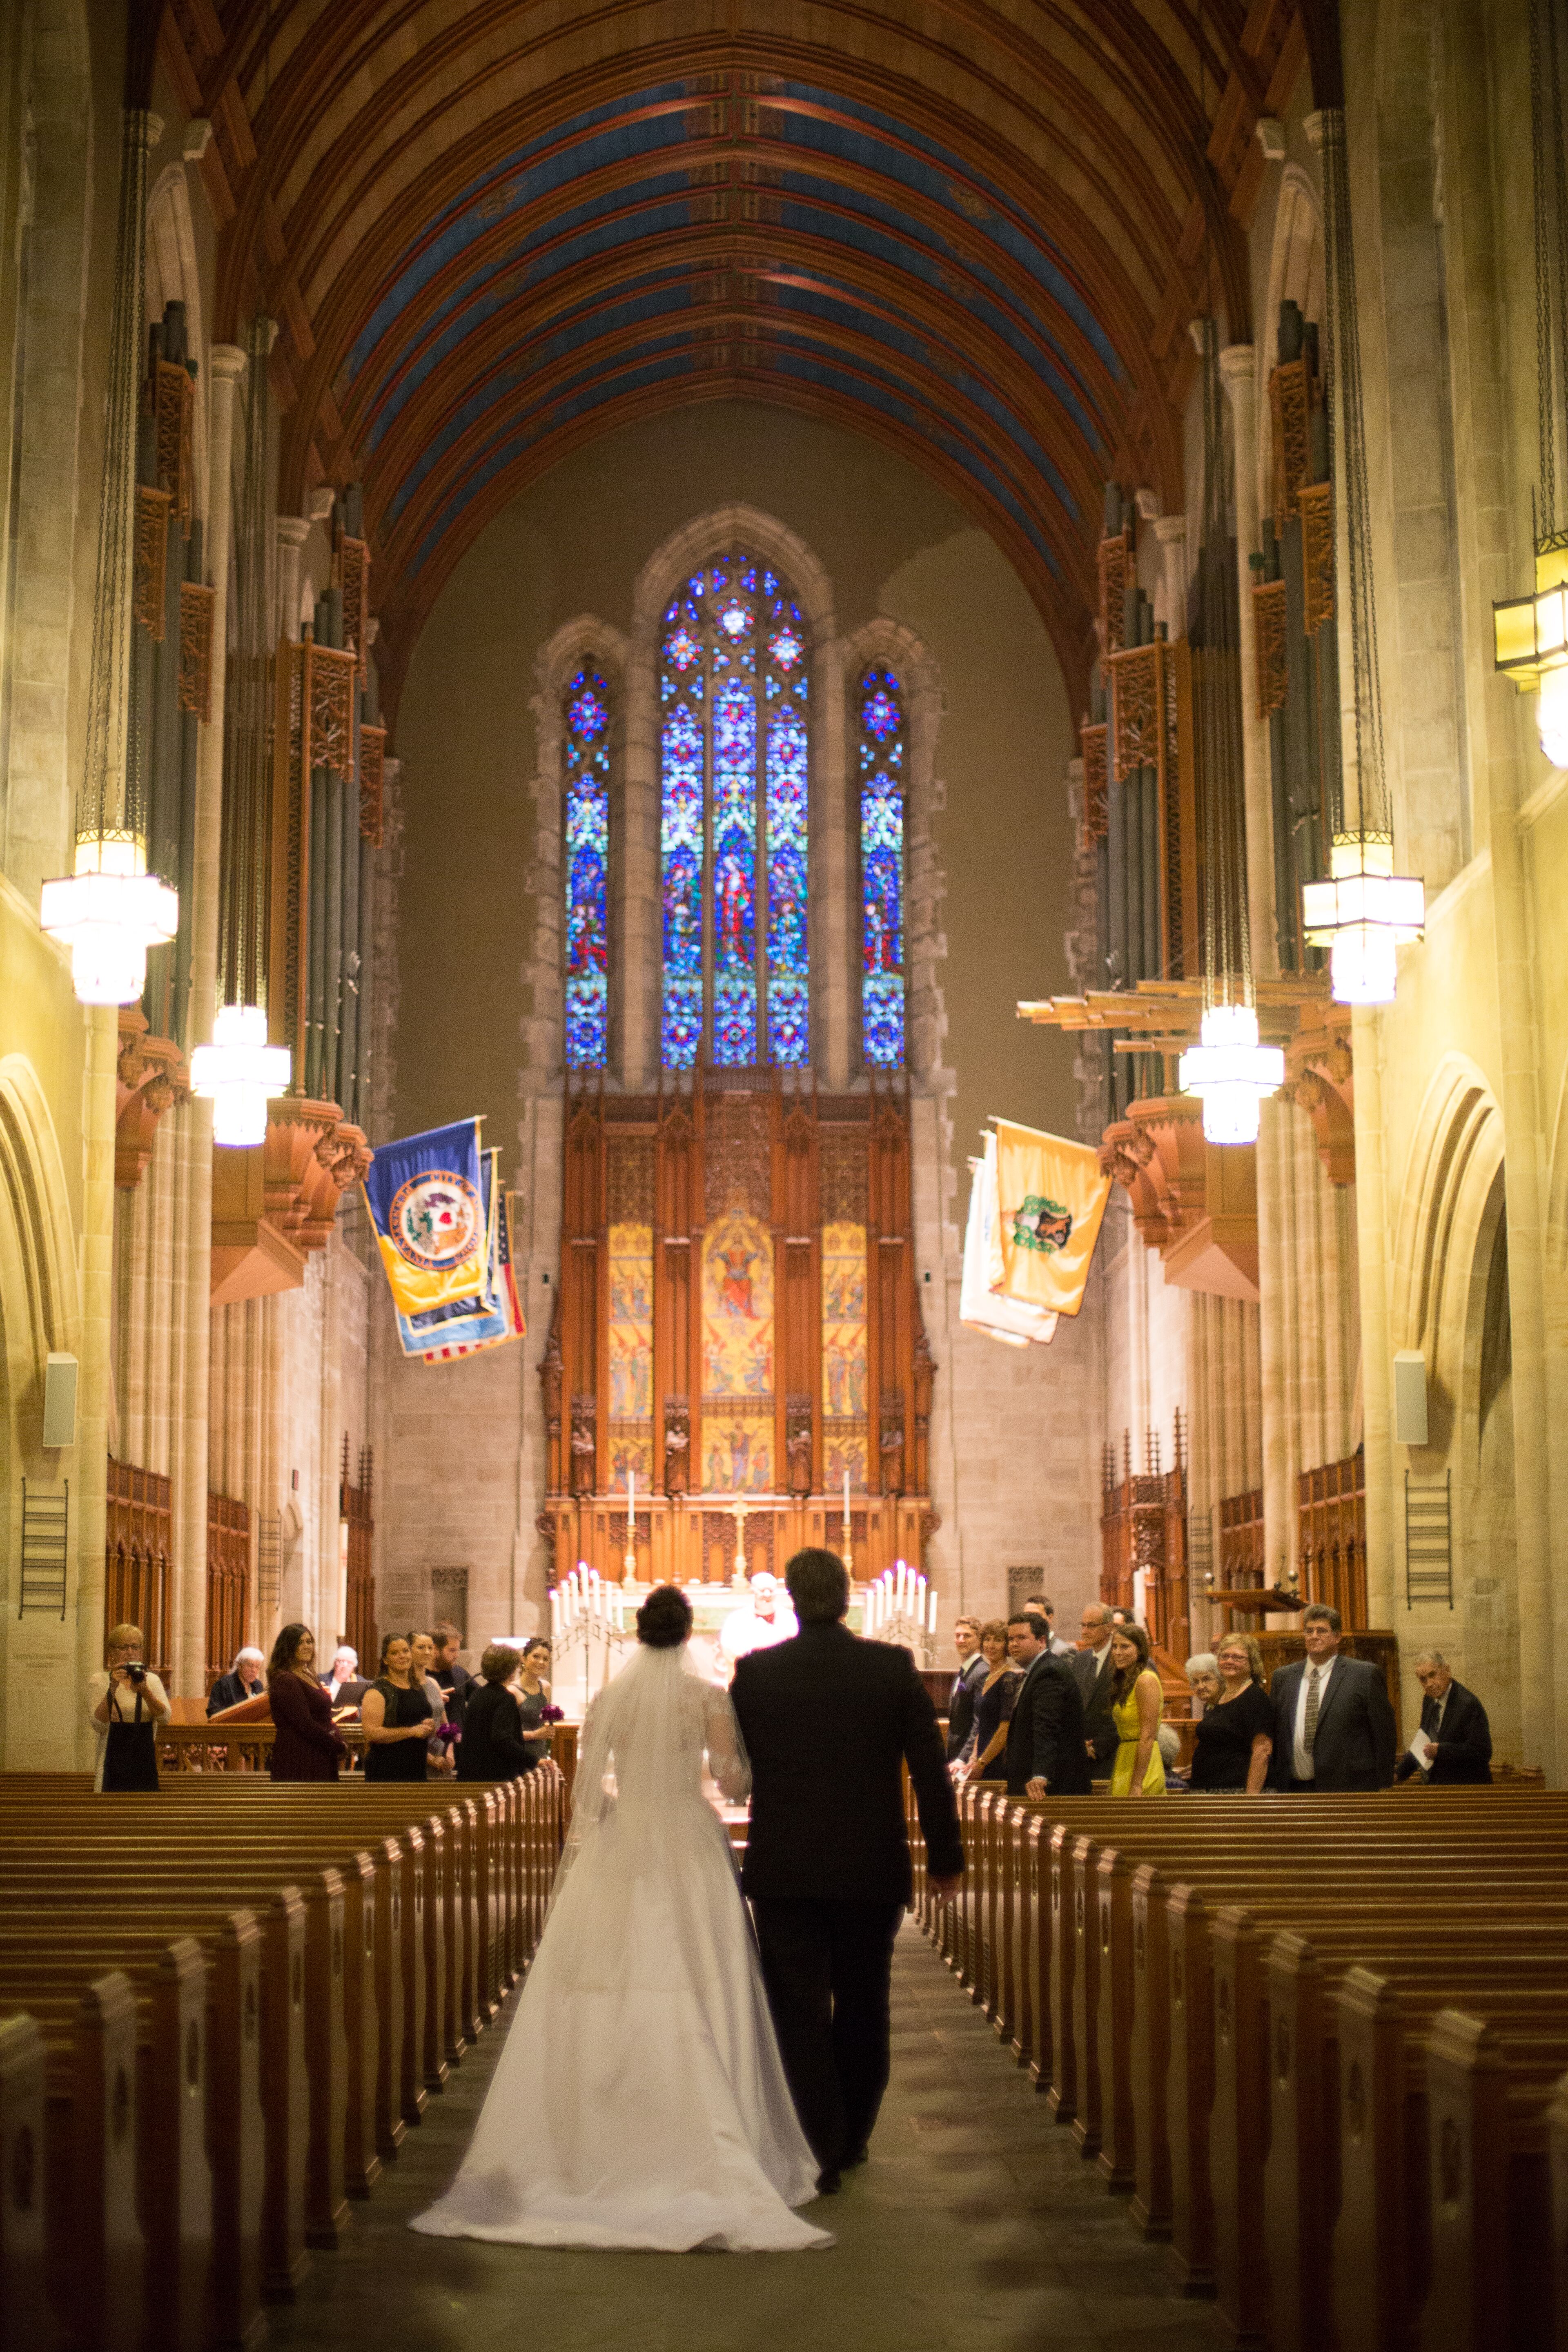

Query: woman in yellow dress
[1107,1621,1165,1796]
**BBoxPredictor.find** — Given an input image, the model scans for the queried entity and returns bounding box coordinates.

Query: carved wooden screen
[541,1076,933,1583]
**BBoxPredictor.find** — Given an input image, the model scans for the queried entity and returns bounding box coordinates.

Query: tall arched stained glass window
[563,663,610,1069]
[858,664,906,1069]
[659,555,810,1068]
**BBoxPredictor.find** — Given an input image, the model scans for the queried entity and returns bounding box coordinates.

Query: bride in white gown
[410,1585,832,2252]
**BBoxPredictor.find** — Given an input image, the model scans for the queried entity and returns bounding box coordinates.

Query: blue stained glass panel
[859,665,906,1070]
[767,707,809,1065]
[564,663,610,1069]
[657,554,811,1069]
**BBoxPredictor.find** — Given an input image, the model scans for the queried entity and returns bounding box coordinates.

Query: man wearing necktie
[1393,1650,1493,1784]
[944,1617,987,1763]
[1269,1603,1396,1791]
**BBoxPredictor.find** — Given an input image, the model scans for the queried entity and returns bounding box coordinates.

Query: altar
[537,1078,939,1600]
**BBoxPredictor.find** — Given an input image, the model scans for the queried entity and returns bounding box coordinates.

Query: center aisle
[267,1918,1219,2352]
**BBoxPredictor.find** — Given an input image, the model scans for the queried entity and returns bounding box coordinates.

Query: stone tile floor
[267,1920,1220,2352]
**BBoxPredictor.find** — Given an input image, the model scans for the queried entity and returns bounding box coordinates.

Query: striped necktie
[1303,1665,1322,1757]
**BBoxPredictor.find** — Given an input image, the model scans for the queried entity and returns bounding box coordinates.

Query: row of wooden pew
[0,1768,567,2352]
[903,1781,1568,2352]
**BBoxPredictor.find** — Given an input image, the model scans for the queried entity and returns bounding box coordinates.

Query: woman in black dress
[1188,1630,1274,1793]
[514,1637,558,1764]
[360,1633,436,1782]
[962,1620,1023,1780]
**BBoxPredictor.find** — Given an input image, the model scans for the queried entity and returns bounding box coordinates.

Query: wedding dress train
[410,1642,831,2252]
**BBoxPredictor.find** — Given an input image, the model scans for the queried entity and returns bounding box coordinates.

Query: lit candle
[927,1587,938,1635]
[842,1470,850,1524]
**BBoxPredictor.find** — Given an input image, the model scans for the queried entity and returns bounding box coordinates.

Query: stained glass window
[858,664,906,1069]
[659,555,810,1068]
[564,663,610,1069]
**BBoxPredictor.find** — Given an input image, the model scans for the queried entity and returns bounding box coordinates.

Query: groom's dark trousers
[733,1619,964,2173]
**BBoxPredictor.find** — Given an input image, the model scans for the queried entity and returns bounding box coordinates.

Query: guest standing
[1270,1604,1396,1791]
[1393,1650,1493,1784]
[1189,1633,1274,1793]
[962,1621,1022,1780]
[1023,1595,1074,1657]
[458,1646,540,1781]
[361,1634,437,1782]
[944,1617,987,1761]
[1074,1602,1119,1773]
[88,1623,171,1792]
[1185,1653,1220,1713]
[320,1646,370,1713]
[410,1631,454,1775]
[514,1638,558,1764]
[1107,1622,1165,1796]
[267,1625,347,1781]
[1002,1614,1092,1798]
[430,1622,474,1725]
[207,1646,265,1716]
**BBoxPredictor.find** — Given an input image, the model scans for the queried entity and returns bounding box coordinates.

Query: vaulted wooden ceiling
[155,0,1324,709]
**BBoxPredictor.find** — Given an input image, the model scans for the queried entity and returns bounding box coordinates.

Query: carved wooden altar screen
[540,1075,934,1582]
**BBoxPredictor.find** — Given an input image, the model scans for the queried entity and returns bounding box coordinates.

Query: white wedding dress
[410,1641,831,2252]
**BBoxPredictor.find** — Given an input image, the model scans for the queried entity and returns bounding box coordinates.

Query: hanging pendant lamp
[41,107,180,1004]
[1303,109,1423,1004]
[200,316,291,1139]
[1179,320,1283,1143]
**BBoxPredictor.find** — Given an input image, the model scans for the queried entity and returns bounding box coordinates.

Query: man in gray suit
[1269,1603,1396,1791]
[1073,1600,1118,1773]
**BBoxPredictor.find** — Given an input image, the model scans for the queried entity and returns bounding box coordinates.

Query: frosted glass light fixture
[40,834,178,1006]
[190,1003,291,1146]
[1178,1002,1284,1146]
[1493,539,1568,767]
[1301,832,1425,1007]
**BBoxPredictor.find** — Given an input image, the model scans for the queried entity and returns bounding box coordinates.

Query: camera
[123,1661,147,1685]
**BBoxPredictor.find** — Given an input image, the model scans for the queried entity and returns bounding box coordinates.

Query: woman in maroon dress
[267,1624,348,1782]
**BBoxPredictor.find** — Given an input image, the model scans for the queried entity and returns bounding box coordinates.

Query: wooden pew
[0,2013,51,2352]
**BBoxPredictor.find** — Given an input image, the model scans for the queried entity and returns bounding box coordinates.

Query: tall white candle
[842,1470,850,1522]
[627,1466,635,1563]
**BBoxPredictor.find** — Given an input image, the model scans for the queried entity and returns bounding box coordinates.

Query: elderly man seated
[1394,1650,1493,1784]
[207,1646,265,1716]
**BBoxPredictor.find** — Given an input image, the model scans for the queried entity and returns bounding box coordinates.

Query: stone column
[171,343,244,1701]
[1218,345,1278,978]
[276,516,310,644]
[1153,514,1189,641]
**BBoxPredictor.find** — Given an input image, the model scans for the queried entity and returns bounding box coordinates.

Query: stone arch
[0,1051,82,1723]
[0,0,94,904]
[1390,1053,1519,1753]
[630,505,837,649]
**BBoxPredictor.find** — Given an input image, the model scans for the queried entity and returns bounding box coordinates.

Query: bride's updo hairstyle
[635,1583,693,1649]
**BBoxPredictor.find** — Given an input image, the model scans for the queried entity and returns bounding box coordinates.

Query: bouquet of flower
[432,1717,461,1746]
[539,1703,564,1726]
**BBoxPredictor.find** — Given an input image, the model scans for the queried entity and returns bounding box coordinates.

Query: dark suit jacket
[1072,1644,1118,1768]
[455,1680,538,1781]
[731,1620,963,1901]
[1393,1680,1492,1785]
[207,1670,263,1718]
[945,1653,988,1761]
[1270,1653,1396,1791]
[1004,1651,1093,1797]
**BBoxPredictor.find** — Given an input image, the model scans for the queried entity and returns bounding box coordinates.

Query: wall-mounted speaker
[1393,1350,1428,1448]
[43,1353,78,1449]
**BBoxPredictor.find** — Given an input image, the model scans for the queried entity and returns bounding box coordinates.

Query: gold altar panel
[607,1219,654,1484]
[702,1209,775,1490]
[821,1218,869,1488]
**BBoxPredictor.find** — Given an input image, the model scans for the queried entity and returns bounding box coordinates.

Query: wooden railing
[153,1717,581,1798]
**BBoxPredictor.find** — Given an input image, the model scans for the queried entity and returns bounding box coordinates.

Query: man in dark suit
[944,1616,987,1761]
[1073,1601,1119,1773]
[1393,1651,1493,1785]
[206,1647,264,1716]
[1002,1613,1093,1798]
[1270,1603,1396,1791]
[731,1547,963,2193]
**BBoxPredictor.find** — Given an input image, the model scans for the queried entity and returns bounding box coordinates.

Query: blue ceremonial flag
[417,1168,526,1363]
[363,1118,494,1352]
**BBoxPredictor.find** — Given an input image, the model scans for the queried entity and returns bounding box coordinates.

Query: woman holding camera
[88,1623,171,1791]
[267,1624,348,1782]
